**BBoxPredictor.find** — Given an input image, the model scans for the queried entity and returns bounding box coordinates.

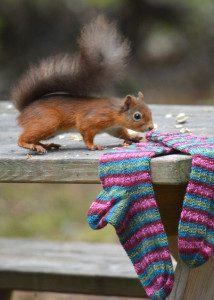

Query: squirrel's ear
[138,91,144,100]
[122,95,133,112]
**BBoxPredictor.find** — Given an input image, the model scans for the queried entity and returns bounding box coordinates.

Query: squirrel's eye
[133,111,142,121]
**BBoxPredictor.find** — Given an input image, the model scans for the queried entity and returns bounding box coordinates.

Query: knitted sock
[147,132,214,268]
[88,143,174,300]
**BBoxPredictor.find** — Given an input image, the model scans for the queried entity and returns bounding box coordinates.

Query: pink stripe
[116,197,157,234]
[102,172,151,187]
[100,151,153,163]
[179,240,213,259]
[179,237,214,253]
[181,208,214,229]
[144,275,174,297]
[187,181,214,199]
[123,221,164,250]
[88,199,115,216]
[191,144,214,149]
[192,156,214,171]
[134,248,171,274]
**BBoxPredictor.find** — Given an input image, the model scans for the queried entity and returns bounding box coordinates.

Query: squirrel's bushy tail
[11,16,130,111]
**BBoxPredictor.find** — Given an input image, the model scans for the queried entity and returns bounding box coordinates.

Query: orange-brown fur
[17,93,153,153]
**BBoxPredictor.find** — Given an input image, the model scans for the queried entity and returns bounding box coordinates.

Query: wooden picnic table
[0,101,213,300]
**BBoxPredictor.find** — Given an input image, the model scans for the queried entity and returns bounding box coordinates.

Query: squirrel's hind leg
[18,130,61,154]
[18,136,47,154]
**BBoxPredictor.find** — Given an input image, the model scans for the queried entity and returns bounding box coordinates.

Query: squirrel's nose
[148,125,154,131]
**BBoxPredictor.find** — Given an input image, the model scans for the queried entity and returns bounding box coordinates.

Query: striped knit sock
[88,143,174,300]
[147,132,214,268]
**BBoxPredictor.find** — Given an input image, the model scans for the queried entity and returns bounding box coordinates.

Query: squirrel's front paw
[88,144,105,151]
[124,136,143,145]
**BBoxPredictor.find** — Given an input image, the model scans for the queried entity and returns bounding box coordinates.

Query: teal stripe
[127,234,168,263]
[190,148,214,158]
[123,231,167,260]
[191,175,214,186]
[191,166,214,178]
[105,182,153,193]
[179,225,214,238]
[97,185,153,204]
[88,214,105,229]
[99,163,149,177]
[100,156,149,169]
[183,195,214,215]
[139,268,172,287]
[119,209,161,243]
[179,220,214,232]
[179,253,205,265]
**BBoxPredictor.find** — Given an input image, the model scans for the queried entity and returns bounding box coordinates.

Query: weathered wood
[168,256,214,300]
[0,102,213,184]
[167,261,190,300]
[0,238,148,298]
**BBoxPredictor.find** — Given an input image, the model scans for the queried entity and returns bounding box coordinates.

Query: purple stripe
[123,221,164,250]
[134,248,171,274]
[190,144,214,149]
[179,237,214,249]
[144,275,174,298]
[101,171,151,188]
[192,156,214,171]
[88,198,115,216]
[179,240,213,260]
[100,151,153,163]
[181,208,214,229]
[186,181,213,199]
[116,197,157,234]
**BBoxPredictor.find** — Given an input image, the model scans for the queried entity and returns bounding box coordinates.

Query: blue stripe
[183,199,214,216]
[87,214,104,229]
[179,227,214,238]
[119,210,161,243]
[190,175,214,186]
[105,182,153,193]
[99,164,150,177]
[192,166,214,177]
[185,192,213,204]
[122,231,167,257]
[127,236,168,263]
[138,263,173,286]
[179,220,214,232]
[100,156,149,169]
[179,253,205,265]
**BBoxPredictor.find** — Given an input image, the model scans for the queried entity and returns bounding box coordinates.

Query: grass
[0,183,117,243]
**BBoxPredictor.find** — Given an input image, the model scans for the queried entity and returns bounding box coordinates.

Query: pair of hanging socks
[88,143,174,300]
[147,132,214,268]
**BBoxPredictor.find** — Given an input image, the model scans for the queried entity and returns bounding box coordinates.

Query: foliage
[0,183,117,242]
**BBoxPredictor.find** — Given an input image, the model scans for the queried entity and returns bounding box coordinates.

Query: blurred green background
[0,0,214,243]
[0,183,117,242]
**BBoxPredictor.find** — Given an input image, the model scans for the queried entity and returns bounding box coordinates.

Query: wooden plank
[0,238,147,298]
[0,102,213,184]
[168,256,214,300]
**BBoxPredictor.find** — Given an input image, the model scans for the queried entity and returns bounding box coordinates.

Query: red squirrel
[11,16,154,154]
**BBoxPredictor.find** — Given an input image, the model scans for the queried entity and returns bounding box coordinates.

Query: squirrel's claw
[88,144,105,151]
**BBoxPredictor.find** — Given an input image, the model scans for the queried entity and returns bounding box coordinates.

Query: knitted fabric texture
[88,132,214,299]
[147,132,214,267]
[88,143,175,300]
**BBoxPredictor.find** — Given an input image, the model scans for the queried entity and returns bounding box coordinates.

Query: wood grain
[167,256,214,300]
[0,102,213,184]
[0,238,147,298]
